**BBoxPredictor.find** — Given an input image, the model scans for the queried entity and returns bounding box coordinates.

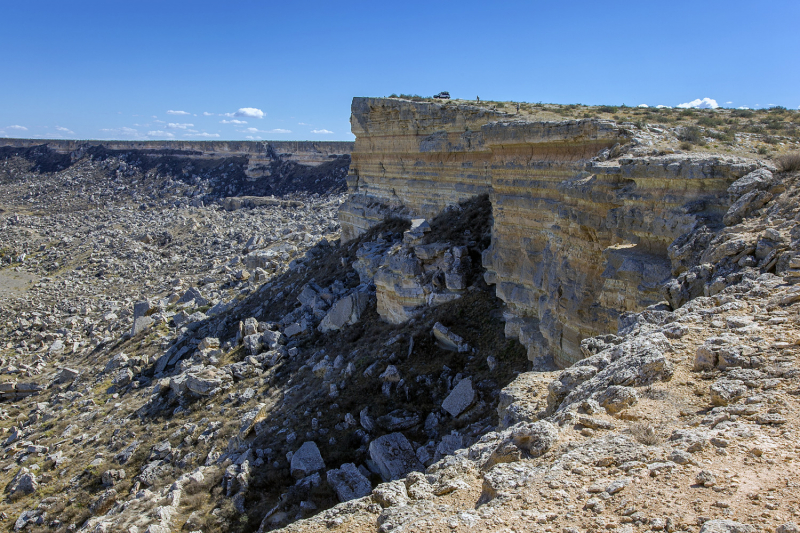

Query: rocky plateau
[0,98,799,533]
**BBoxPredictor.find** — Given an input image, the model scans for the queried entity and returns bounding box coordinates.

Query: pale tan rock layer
[341,97,763,367]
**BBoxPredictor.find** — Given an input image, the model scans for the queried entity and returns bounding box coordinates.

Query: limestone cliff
[341,97,765,367]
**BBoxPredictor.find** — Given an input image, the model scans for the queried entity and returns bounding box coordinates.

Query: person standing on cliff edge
[477,96,480,103]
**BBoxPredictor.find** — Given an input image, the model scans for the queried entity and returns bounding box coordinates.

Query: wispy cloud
[167,122,194,129]
[203,111,215,116]
[167,110,190,116]
[99,127,144,139]
[245,135,261,140]
[6,125,28,131]
[234,107,265,119]
[55,126,74,134]
[677,97,719,109]
[298,122,309,126]
[637,104,649,108]
[220,119,247,124]
[184,132,220,138]
[147,130,175,138]
[242,127,291,134]
[312,129,334,134]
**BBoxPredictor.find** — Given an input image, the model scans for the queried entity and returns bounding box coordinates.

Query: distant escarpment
[0,139,353,199]
[341,97,768,368]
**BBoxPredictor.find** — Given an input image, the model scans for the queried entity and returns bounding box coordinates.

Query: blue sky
[1,0,797,141]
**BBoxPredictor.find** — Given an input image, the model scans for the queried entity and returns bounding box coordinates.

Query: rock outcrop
[341,97,766,367]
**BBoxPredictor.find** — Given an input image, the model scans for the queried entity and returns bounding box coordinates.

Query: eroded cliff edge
[340,97,766,368]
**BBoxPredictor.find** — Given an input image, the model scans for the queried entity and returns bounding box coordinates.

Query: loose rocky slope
[276,105,800,532]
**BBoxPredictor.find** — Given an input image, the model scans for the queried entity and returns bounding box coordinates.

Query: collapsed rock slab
[432,322,469,352]
[131,315,154,336]
[291,441,326,479]
[318,292,369,333]
[185,368,226,396]
[368,432,424,481]
[326,463,372,502]
[442,378,475,417]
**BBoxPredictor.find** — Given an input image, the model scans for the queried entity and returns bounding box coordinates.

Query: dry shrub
[777,153,800,172]
[629,421,663,446]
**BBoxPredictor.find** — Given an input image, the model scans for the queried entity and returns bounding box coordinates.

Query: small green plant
[597,105,618,114]
[678,125,706,145]
[697,116,723,127]
[757,146,769,155]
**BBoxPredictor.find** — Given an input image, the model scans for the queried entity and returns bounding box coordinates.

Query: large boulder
[442,378,475,417]
[8,467,37,499]
[368,433,424,481]
[131,316,154,336]
[497,371,555,429]
[243,334,263,355]
[318,292,370,333]
[432,322,469,352]
[186,368,226,396]
[326,463,372,502]
[291,442,326,479]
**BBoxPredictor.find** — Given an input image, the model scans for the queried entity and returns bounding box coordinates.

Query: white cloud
[234,107,265,119]
[637,104,649,108]
[99,127,144,139]
[167,122,194,129]
[167,110,190,115]
[242,127,291,134]
[147,130,175,138]
[245,135,262,140]
[677,98,719,109]
[220,119,247,124]
[312,129,334,134]
[203,111,214,116]
[656,105,671,109]
[184,132,220,138]
[55,126,74,134]
[298,122,309,126]
[725,101,733,104]
[7,125,28,131]
[738,106,750,110]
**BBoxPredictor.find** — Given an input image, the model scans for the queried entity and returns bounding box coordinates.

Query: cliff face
[0,138,353,171]
[341,97,764,367]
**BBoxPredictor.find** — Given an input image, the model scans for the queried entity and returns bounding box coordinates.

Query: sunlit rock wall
[342,97,761,367]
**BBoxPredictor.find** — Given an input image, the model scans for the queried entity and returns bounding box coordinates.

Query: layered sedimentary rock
[342,97,764,367]
[0,138,352,172]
